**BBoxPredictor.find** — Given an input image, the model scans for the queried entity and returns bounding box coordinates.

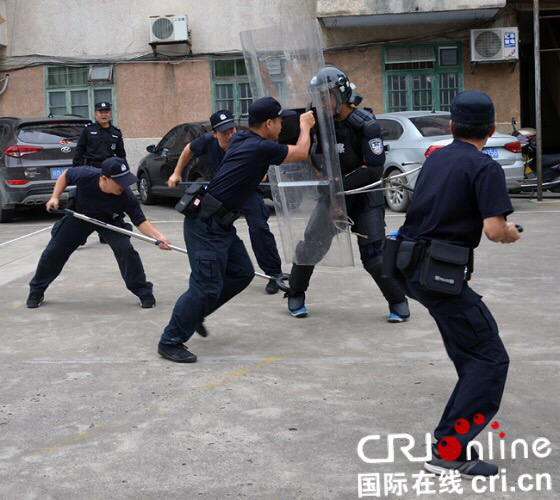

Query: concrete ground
[0,197,558,499]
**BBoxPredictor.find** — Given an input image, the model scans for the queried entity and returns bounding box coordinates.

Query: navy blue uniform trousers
[398,265,509,458]
[241,191,282,276]
[29,216,153,298]
[160,215,254,345]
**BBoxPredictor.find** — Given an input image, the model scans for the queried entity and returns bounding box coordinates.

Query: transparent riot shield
[240,20,354,268]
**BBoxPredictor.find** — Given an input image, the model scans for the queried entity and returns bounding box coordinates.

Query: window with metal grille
[45,65,117,123]
[212,59,253,119]
[383,44,463,113]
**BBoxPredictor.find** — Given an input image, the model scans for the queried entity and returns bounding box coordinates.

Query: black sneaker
[196,322,208,337]
[26,292,44,309]
[288,293,308,318]
[265,278,280,295]
[158,342,197,363]
[424,444,499,479]
[140,294,156,308]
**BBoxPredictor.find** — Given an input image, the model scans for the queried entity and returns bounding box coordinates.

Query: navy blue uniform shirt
[207,130,288,210]
[66,167,146,226]
[189,131,225,171]
[399,140,513,248]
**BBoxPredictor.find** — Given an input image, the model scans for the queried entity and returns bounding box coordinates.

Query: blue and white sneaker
[388,299,410,323]
[288,293,308,318]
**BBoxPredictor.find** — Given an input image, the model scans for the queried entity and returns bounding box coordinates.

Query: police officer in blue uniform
[73,102,126,167]
[158,97,315,363]
[168,109,285,294]
[391,91,521,477]
[26,158,172,309]
[288,66,410,322]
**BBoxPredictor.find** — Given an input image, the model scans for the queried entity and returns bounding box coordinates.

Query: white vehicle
[377,111,524,212]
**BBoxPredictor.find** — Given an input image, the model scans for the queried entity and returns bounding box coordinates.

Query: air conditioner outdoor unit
[150,15,189,43]
[471,27,519,62]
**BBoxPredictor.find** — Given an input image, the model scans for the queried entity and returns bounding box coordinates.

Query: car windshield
[18,123,88,144]
[409,115,451,137]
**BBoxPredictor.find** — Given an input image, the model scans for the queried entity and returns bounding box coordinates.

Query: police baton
[48,208,292,293]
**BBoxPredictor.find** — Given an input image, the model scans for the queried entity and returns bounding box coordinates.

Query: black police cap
[95,102,112,111]
[249,97,296,125]
[450,91,495,126]
[210,110,236,132]
[101,157,137,188]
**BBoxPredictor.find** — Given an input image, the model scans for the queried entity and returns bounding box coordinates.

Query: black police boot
[140,294,156,308]
[425,444,498,479]
[158,342,197,363]
[196,322,208,337]
[265,278,280,295]
[26,292,44,309]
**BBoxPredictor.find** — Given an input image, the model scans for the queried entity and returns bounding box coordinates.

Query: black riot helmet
[309,65,353,116]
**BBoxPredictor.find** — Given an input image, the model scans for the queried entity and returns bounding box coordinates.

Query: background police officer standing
[73,102,126,167]
[288,66,410,322]
[168,110,285,294]
[395,90,521,478]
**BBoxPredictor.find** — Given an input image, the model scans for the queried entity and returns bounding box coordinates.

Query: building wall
[3,0,316,57]
[0,66,44,117]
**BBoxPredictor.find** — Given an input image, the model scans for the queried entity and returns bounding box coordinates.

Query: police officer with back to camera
[287,65,410,322]
[168,109,286,295]
[386,90,521,478]
[157,97,315,363]
[26,158,172,309]
[73,101,126,244]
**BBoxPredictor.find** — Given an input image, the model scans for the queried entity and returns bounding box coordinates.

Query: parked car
[136,120,266,205]
[377,111,525,212]
[0,115,91,222]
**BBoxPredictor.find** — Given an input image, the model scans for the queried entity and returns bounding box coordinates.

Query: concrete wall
[3,0,316,57]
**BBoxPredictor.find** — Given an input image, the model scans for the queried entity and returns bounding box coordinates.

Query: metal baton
[49,208,292,293]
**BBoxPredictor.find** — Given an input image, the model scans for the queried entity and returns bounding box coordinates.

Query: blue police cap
[450,91,495,126]
[95,101,112,111]
[101,157,137,188]
[249,97,296,124]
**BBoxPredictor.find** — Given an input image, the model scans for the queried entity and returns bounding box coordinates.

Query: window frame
[211,58,253,119]
[383,43,464,113]
[44,65,118,125]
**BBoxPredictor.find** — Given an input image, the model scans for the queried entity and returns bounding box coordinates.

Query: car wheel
[0,195,15,223]
[138,174,157,205]
[384,169,411,213]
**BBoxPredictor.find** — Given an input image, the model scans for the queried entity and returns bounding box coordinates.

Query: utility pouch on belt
[396,241,422,278]
[198,193,224,220]
[381,239,400,278]
[419,241,470,295]
[175,184,205,218]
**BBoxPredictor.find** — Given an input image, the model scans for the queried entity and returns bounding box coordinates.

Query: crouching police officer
[288,66,410,322]
[386,91,521,477]
[168,109,285,294]
[26,158,172,309]
[158,97,315,363]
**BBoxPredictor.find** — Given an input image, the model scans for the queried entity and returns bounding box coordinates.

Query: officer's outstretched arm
[483,216,521,244]
[169,144,194,188]
[284,111,315,163]
[137,220,171,250]
[46,170,69,212]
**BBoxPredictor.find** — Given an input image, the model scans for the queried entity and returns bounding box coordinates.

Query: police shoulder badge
[369,138,383,155]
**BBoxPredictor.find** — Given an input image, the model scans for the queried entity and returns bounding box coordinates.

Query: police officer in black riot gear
[73,102,126,167]
[287,66,410,322]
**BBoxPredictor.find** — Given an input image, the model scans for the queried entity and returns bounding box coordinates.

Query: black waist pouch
[419,241,470,295]
[175,184,205,218]
[396,240,422,278]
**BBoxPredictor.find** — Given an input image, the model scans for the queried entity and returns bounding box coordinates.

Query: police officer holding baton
[168,109,286,294]
[158,97,315,363]
[386,91,521,478]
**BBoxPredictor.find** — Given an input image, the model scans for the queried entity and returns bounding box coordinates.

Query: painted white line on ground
[0,225,53,247]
